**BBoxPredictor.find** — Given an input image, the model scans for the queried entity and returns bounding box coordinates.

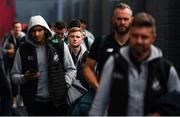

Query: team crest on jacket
[151,78,161,91]
[53,52,59,62]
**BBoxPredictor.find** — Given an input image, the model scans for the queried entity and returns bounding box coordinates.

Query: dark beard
[115,26,130,35]
[131,46,144,57]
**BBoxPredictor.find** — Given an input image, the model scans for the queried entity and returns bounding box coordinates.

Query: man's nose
[34,31,40,36]
[136,37,143,44]
[120,19,125,24]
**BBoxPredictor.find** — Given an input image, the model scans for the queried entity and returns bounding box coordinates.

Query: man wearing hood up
[10,15,76,115]
[89,13,180,116]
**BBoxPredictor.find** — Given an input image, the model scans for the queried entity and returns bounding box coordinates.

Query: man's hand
[6,43,15,57]
[23,70,40,81]
[83,57,99,90]
[7,48,15,57]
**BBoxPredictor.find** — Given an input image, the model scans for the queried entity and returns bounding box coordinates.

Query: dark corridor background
[15,0,180,74]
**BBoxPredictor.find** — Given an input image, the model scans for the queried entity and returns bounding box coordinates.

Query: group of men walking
[1,2,180,116]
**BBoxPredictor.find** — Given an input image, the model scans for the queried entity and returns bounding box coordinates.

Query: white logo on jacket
[106,48,113,53]
[53,52,59,62]
[152,78,161,91]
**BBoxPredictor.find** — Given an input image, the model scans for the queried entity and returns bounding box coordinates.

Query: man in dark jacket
[89,12,180,116]
[11,15,76,115]
[83,3,133,90]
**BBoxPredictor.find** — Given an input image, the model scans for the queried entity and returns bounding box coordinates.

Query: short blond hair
[68,27,84,35]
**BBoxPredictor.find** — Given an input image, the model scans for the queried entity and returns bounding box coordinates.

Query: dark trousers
[25,100,69,116]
